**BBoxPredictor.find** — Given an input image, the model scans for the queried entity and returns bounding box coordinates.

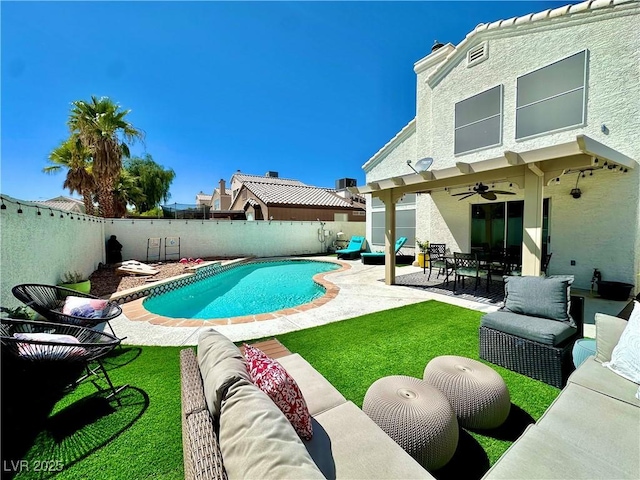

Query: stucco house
[227,172,366,222]
[351,0,639,292]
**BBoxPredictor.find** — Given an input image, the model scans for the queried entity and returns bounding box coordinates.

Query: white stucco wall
[426,6,639,166]
[365,3,640,292]
[366,125,417,183]
[107,219,364,261]
[0,196,105,309]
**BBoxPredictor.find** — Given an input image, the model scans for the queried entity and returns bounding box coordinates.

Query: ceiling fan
[451,182,516,201]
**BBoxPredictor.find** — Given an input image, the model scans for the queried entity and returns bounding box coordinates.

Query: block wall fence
[0,195,364,309]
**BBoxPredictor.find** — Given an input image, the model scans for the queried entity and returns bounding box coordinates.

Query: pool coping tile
[120,258,351,327]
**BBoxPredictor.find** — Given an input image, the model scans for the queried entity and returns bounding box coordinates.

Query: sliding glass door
[471,199,549,257]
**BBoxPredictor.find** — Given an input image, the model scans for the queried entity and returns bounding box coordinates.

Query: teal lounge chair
[361,237,408,265]
[336,236,366,259]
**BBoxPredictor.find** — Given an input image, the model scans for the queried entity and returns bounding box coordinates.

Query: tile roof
[33,197,85,213]
[244,182,359,208]
[233,173,306,186]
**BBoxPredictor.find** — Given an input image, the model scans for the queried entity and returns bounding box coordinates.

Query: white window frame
[454,84,503,156]
[515,50,588,141]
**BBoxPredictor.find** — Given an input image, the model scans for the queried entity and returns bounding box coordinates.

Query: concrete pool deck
[110,255,628,346]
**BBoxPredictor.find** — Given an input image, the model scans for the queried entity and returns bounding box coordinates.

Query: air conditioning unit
[336,178,357,190]
[265,171,279,178]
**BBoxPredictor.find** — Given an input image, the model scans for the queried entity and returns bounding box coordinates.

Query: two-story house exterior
[352,0,639,290]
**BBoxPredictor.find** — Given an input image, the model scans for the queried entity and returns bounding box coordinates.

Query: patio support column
[522,166,544,276]
[381,189,397,285]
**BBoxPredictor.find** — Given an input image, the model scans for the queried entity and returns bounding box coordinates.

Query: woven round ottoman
[362,375,458,471]
[424,356,510,430]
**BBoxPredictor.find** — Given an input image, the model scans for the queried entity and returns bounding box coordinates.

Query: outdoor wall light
[570,188,582,199]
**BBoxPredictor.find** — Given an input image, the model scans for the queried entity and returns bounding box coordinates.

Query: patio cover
[350,135,636,284]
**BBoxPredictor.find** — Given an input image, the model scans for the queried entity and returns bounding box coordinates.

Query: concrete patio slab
[110,256,630,346]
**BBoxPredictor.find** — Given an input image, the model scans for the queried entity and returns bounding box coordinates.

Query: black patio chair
[12,284,123,340]
[0,318,126,404]
[426,243,451,283]
[453,252,491,293]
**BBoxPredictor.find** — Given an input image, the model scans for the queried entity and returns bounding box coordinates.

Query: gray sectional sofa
[181,306,639,480]
[483,310,640,479]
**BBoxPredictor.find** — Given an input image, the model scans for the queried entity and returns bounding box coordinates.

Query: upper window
[454,85,503,155]
[516,50,588,140]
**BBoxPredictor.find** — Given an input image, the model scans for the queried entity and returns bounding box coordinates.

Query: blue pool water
[143,260,340,319]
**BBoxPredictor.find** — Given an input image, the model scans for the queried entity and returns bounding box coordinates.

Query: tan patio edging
[120,258,351,327]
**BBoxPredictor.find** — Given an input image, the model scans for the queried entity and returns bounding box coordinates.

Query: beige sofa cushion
[595,313,628,363]
[277,353,347,416]
[219,377,325,479]
[482,424,630,479]
[569,357,640,407]
[534,383,640,478]
[312,401,434,479]
[197,329,251,419]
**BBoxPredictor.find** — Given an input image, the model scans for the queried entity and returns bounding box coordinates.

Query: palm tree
[44,135,96,215]
[112,169,145,218]
[67,96,144,217]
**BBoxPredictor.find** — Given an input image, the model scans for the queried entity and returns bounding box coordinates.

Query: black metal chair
[542,253,553,276]
[426,243,451,283]
[12,284,123,339]
[453,252,491,292]
[0,318,126,404]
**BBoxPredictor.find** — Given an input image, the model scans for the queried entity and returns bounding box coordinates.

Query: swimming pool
[143,260,340,319]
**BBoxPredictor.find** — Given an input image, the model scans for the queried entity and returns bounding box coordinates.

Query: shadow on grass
[1,352,148,479]
[99,346,142,372]
[432,429,489,480]
[2,387,149,479]
[468,404,535,442]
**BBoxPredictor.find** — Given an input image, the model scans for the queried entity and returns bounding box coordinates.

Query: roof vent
[467,42,488,67]
[431,40,444,53]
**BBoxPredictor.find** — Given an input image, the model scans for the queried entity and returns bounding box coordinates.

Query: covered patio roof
[350,135,636,285]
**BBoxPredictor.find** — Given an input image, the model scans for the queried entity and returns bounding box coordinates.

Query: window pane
[455,116,501,154]
[371,197,384,208]
[371,210,415,247]
[398,194,416,206]
[516,89,584,139]
[517,51,586,107]
[455,85,502,128]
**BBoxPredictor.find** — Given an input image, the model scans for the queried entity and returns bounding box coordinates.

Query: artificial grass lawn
[4,300,559,478]
[271,300,561,468]
[4,346,184,480]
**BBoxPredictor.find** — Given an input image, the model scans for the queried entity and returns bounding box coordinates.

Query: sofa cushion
[312,401,434,479]
[534,382,640,477]
[219,377,325,479]
[197,329,251,419]
[277,353,347,416]
[594,312,629,363]
[602,301,640,384]
[569,357,640,407]
[503,275,574,324]
[482,424,630,479]
[481,311,577,346]
[244,345,313,440]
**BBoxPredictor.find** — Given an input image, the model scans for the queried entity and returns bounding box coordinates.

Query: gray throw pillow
[197,328,251,419]
[503,275,574,323]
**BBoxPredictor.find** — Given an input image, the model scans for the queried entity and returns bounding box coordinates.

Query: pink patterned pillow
[244,345,313,440]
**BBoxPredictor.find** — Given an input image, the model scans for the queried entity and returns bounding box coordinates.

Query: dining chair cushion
[503,275,573,323]
[481,311,577,346]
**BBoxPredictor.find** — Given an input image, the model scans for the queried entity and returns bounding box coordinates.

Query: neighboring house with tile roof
[33,196,85,213]
[226,172,365,221]
[352,0,639,290]
[209,179,232,211]
[195,191,212,206]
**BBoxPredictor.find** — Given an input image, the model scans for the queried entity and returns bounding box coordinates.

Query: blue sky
[1,1,572,205]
